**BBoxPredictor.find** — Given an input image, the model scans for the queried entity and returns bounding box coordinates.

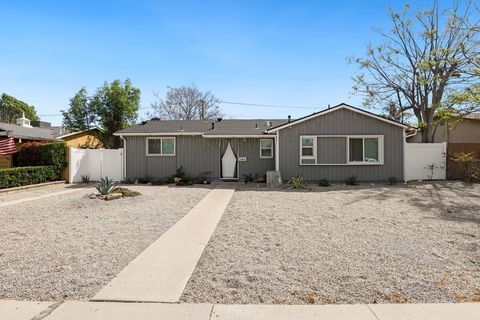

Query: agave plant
[288,175,310,190]
[96,176,118,195]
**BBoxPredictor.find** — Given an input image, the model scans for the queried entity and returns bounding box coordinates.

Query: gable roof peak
[266,103,407,132]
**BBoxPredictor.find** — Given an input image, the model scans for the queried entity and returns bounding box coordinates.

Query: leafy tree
[0,93,39,123]
[149,83,223,120]
[91,79,140,148]
[350,1,480,142]
[61,87,96,131]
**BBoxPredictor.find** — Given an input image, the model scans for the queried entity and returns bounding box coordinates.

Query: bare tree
[149,84,223,120]
[349,1,480,142]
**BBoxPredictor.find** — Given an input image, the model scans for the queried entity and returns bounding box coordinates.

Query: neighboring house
[406,113,480,143]
[115,103,408,181]
[53,127,103,148]
[0,114,103,169]
[0,115,55,168]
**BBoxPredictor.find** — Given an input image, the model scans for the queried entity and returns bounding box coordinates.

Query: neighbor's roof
[465,113,480,120]
[53,127,101,139]
[0,122,55,141]
[115,119,287,136]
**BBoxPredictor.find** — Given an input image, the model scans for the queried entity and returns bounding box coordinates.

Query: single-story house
[0,116,55,168]
[0,114,103,169]
[115,103,408,181]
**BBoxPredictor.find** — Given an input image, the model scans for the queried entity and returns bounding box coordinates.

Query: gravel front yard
[182,182,480,304]
[0,184,211,301]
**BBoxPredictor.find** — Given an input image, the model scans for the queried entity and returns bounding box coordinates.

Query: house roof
[266,103,408,132]
[54,127,101,139]
[114,103,408,137]
[0,122,55,141]
[51,126,72,138]
[465,113,480,120]
[115,119,287,136]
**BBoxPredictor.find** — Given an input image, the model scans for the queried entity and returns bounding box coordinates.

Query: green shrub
[81,174,91,183]
[138,177,151,184]
[318,178,331,187]
[0,166,58,189]
[388,176,398,185]
[15,141,67,178]
[345,175,358,185]
[194,171,211,184]
[175,166,186,179]
[243,173,255,183]
[38,141,67,175]
[16,142,42,166]
[288,175,310,190]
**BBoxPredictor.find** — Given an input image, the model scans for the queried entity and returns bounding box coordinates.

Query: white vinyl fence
[69,147,123,183]
[404,142,447,181]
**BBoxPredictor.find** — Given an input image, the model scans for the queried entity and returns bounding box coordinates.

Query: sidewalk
[42,301,480,320]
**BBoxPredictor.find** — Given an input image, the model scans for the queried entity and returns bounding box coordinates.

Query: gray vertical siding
[238,138,275,178]
[125,136,275,180]
[279,108,404,181]
[317,137,347,164]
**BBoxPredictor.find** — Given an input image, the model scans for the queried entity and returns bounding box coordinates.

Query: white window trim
[146,137,176,156]
[300,136,317,164]
[259,138,274,159]
[299,135,384,166]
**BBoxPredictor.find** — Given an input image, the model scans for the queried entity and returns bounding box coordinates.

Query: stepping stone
[93,188,235,302]
[0,300,53,320]
[44,301,212,320]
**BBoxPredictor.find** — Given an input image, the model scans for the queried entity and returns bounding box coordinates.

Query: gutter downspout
[404,128,418,139]
[120,135,126,180]
[275,131,280,172]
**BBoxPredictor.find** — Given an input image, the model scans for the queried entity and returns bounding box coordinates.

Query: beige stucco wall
[448,119,480,143]
[62,131,102,148]
[407,119,480,143]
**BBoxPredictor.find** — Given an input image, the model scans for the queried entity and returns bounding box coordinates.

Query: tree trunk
[421,125,433,143]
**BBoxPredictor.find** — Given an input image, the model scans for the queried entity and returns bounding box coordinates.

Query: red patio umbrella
[0,137,17,155]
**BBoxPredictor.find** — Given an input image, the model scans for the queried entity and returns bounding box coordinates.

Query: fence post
[100,149,104,179]
[68,147,73,184]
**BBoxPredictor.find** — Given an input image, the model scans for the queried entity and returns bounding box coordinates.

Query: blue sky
[0,0,440,125]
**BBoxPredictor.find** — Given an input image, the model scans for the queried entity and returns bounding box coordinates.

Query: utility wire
[38,100,321,117]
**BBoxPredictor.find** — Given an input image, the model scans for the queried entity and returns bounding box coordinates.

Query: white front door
[221,142,237,178]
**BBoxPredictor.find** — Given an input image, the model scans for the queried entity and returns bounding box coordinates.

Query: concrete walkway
[0,300,53,320]
[93,188,235,303]
[43,302,480,320]
[0,188,80,208]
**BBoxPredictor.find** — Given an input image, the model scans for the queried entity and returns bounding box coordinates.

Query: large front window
[348,137,380,163]
[146,137,175,156]
[299,135,383,165]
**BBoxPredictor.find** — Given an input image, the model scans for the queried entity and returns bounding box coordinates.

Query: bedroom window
[260,139,273,158]
[146,137,175,156]
[348,137,381,163]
